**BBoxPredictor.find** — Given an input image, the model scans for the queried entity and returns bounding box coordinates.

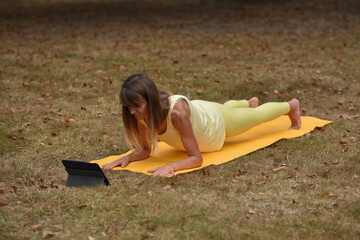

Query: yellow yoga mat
[91,116,332,175]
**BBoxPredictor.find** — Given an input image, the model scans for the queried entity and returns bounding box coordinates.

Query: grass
[1,0,360,239]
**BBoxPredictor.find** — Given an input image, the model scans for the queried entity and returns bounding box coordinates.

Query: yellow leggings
[210,100,290,137]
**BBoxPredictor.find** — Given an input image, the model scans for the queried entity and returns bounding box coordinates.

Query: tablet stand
[62,160,110,187]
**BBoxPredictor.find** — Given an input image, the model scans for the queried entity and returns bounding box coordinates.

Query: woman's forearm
[168,155,203,172]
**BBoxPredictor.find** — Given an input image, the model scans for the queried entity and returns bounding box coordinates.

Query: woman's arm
[103,120,151,170]
[148,99,203,177]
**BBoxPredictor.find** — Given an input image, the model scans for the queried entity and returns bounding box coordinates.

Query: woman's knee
[223,100,249,108]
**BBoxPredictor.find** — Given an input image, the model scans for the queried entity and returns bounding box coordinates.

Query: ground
[0,0,359,239]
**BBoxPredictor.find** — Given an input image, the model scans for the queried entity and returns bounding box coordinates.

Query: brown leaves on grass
[98,75,113,84]
[8,135,17,140]
[339,138,349,152]
[302,179,314,186]
[0,200,9,207]
[24,177,62,190]
[338,114,359,120]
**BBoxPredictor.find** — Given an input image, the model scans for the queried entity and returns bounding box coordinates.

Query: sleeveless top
[157,95,225,152]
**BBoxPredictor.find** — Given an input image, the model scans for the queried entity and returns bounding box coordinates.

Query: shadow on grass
[1,0,359,37]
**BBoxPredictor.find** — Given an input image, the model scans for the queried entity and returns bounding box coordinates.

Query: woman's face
[126,96,148,120]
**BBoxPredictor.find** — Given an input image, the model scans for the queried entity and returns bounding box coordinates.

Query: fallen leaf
[107,227,119,234]
[136,181,144,186]
[51,132,58,137]
[249,209,256,214]
[9,186,17,193]
[302,179,314,186]
[256,181,267,185]
[29,224,41,231]
[163,185,171,190]
[339,140,347,145]
[77,205,87,209]
[0,200,9,206]
[2,227,11,232]
[329,192,337,198]
[42,230,61,238]
[29,178,35,184]
[96,70,106,74]
[272,166,288,172]
[8,135,17,140]
[141,231,151,239]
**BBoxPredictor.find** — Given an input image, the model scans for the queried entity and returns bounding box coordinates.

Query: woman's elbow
[195,155,203,167]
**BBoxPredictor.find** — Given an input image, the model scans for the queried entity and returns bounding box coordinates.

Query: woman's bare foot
[248,97,259,108]
[288,99,301,129]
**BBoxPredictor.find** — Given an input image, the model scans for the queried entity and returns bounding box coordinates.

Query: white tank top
[157,95,225,152]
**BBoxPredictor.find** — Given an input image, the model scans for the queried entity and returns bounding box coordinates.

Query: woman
[103,74,301,177]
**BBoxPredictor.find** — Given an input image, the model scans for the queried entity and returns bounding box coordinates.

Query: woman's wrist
[126,154,132,163]
[168,163,177,171]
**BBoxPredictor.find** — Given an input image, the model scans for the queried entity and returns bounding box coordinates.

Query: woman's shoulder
[171,99,191,127]
[170,95,191,119]
[169,95,191,105]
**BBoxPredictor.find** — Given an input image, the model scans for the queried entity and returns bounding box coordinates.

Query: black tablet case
[62,160,110,187]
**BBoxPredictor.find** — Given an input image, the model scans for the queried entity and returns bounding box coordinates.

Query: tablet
[62,160,110,187]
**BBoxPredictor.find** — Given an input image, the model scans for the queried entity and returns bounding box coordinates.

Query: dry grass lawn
[0,0,359,239]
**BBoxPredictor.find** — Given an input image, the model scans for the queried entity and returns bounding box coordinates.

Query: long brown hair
[120,74,169,153]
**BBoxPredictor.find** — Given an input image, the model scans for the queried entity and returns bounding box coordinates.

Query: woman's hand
[102,157,130,170]
[147,165,175,177]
